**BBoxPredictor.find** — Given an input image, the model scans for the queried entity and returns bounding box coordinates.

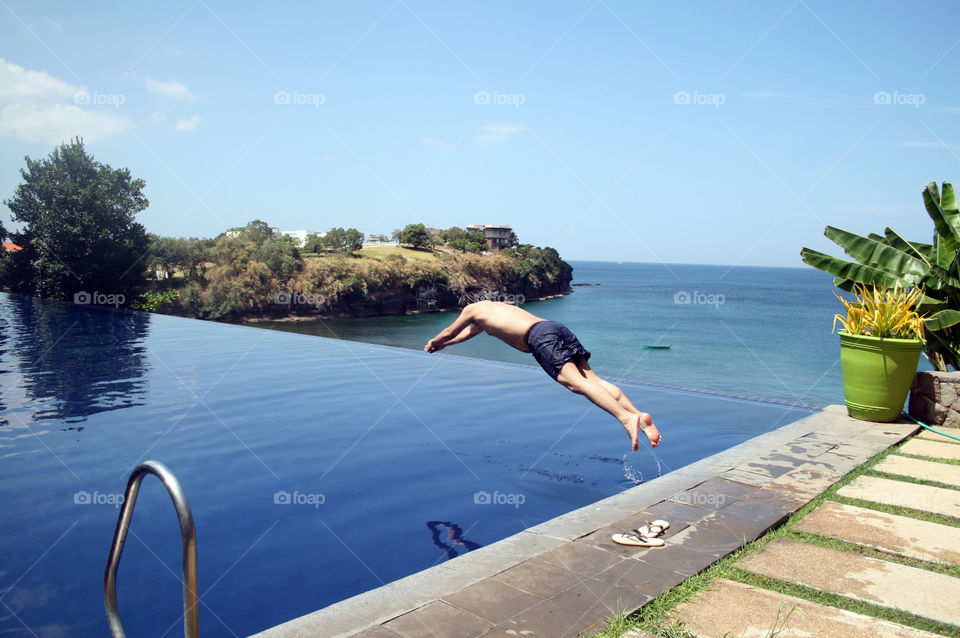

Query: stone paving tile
[837,475,960,519]
[668,477,758,510]
[664,525,744,558]
[632,542,717,577]
[766,467,838,498]
[642,499,711,527]
[383,600,494,638]
[495,590,611,638]
[490,556,583,599]
[899,438,960,460]
[534,541,624,578]
[674,578,941,638]
[348,625,404,638]
[916,428,960,444]
[733,453,807,480]
[795,501,960,565]
[736,485,809,513]
[874,454,960,488]
[694,499,790,543]
[779,438,837,460]
[738,538,960,626]
[717,466,771,487]
[592,557,686,600]
[441,579,545,625]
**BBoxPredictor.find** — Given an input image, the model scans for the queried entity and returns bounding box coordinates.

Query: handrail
[104,461,199,638]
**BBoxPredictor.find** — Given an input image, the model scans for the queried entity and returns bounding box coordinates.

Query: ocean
[258,260,894,408]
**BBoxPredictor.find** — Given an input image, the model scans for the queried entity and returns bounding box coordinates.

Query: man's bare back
[427,300,544,353]
[424,301,662,450]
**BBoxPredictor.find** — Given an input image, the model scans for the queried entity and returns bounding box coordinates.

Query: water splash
[622,454,643,485]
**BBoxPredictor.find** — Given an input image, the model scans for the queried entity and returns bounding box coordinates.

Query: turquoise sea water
[262,261,871,407]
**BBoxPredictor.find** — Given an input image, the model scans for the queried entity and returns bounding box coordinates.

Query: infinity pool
[0,293,814,637]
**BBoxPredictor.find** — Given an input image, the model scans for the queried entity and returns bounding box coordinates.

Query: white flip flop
[634,519,670,538]
[611,531,665,547]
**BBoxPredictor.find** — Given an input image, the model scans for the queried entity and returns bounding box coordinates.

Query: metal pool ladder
[104,460,199,638]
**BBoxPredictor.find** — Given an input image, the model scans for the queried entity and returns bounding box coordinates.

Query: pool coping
[249,406,918,638]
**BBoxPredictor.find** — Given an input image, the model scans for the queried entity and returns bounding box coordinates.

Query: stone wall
[909,370,960,427]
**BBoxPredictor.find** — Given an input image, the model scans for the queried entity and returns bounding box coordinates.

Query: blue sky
[1,1,957,266]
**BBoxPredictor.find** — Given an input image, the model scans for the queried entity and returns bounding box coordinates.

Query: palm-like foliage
[801,181,960,370]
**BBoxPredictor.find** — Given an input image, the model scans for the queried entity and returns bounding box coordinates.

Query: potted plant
[834,283,926,421]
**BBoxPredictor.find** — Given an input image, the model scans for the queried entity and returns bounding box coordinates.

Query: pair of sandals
[611,519,670,547]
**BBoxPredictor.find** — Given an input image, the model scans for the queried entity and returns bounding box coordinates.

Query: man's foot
[624,412,661,450]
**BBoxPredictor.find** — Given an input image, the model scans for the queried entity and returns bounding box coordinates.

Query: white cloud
[0,103,128,144]
[421,136,456,151]
[0,58,129,144]
[473,122,525,147]
[0,58,79,102]
[175,114,201,131]
[147,110,166,124]
[143,77,193,100]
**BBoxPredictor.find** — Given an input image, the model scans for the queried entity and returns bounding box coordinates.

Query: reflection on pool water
[0,293,814,637]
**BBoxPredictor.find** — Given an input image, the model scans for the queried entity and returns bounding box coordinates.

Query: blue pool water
[0,292,813,637]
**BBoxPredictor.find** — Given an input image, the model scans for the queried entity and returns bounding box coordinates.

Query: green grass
[587,437,960,637]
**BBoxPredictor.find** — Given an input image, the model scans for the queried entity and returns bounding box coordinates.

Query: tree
[441,226,469,244]
[303,233,324,253]
[324,227,346,251]
[4,138,149,303]
[344,228,364,252]
[240,220,274,246]
[399,223,430,248]
[391,229,401,244]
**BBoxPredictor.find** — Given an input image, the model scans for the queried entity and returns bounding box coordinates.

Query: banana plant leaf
[925,309,960,330]
[800,247,905,288]
[823,226,927,284]
[923,181,960,251]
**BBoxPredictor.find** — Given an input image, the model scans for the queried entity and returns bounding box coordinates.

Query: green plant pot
[839,332,923,422]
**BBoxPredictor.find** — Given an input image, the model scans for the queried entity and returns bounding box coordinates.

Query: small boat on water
[643,345,671,350]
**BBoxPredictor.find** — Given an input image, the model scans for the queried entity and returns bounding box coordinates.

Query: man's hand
[424,339,444,353]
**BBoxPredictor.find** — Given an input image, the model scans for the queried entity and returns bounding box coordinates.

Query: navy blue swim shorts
[525,320,591,380]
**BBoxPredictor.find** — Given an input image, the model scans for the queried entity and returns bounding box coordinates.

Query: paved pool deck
[250,405,918,638]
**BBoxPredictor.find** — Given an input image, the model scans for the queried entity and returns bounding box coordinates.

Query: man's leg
[562,360,662,448]
[556,362,655,450]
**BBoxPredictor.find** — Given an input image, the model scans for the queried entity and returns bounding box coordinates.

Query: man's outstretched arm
[424,308,480,353]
